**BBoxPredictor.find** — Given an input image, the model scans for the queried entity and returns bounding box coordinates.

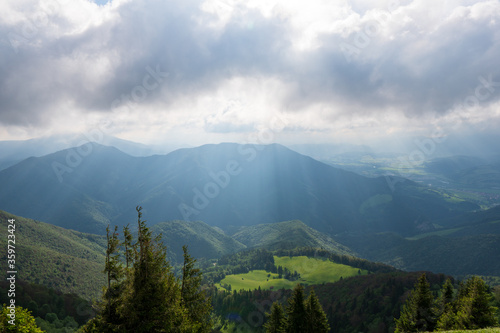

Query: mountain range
[0,142,479,236]
[0,134,182,171]
[4,206,500,303]
[1,140,499,293]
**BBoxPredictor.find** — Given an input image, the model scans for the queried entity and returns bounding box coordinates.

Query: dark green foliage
[395,275,499,332]
[395,273,436,332]
[116,207,186,332]
[435,278,454,321]
[262,285,330,333]
[82,207,213,332]
[0,210,106,300]
[338,231,500,277]
[285,284,308,333]
[437,276,498,330]
[181,245,213,332]
[204,249,277,284]
[122,224,135,269]
[494,286,500,324]
[305,289,330,333]
[231,220,353,255]
[264,302,286,333]
[150,220,246,264]
[0,279,93,331]
[211,271,449,332]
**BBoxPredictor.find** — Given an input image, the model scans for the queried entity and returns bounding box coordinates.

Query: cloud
[0,0,499,144]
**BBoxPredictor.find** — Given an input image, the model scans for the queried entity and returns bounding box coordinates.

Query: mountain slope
[336,232,500,277]
[0,210,107,299]
[0,142,479,235]
[150,220,246,263]
[0,211,244,298]
[231,220,354,255]
[433,204,500,236]
[0,134,167,171]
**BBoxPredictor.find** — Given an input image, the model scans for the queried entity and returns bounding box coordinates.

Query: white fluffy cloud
[0,0,499,146]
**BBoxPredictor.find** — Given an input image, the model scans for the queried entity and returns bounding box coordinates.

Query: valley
[1,141,499,332]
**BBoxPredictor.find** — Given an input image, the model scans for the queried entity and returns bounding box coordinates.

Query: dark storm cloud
[281,8,500,117]
[0,0,293,126]
[1,0,499,128]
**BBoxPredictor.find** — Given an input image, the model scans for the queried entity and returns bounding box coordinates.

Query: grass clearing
[218,255,368,292]
[274,256,367,285]
[217,270,295,291]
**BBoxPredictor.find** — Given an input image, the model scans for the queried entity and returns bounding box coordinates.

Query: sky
[1,0,500,151]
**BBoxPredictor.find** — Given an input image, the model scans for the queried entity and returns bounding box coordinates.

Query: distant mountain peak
[0,141,479,236]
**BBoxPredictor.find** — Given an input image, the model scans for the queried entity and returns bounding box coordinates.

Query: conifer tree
[82,206,214,332]
[305,289,330,333]
[285,284,308,333]
[395,273,436,332]
[434,278,454,328]
[121,206,186,332]
[181,245,213,333]
[466,277,498,329]
[122,224,135,270]
[98,225,124,331]
[264,302,286,333]
[439,276,498,330]
[440,279,454,309]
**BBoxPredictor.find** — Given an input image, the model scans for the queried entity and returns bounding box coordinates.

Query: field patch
[217,255,368,291]
[274,256,367,285]
[217,270,295,291]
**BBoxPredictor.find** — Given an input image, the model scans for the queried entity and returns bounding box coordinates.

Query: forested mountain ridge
[337,232,500,277]
[0,210,106,299]
[150,220,246,263]
[0,142,479,236]
[0,211,245,297]
[231,220,354,255]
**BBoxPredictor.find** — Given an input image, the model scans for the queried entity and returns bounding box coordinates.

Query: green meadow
[218,255,368,291]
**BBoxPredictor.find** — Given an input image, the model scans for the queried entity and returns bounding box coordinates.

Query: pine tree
[395,273,436,332]
[305,289,330,333]
[285,284,308,333]
[122,224,135,270]
[181,245,213,333]
[440,279,454,309]
[264,302,286,333]
[122,206,186,332]
[452,276,498,330]
[82,206,215,332]
[96,225,124,332]
[435,278,455,330]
